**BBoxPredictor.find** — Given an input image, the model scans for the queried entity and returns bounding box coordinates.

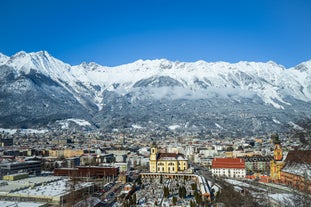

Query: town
[0,128,310,207]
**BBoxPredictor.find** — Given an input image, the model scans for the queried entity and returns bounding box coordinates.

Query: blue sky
[0,0,310,67]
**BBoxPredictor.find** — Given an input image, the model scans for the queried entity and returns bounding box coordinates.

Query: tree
[132,193,137,205]
[178,186,186,198]
[195,191,202,205]
[172,196,177,205]
[191,183,197,191]
[226,146,234,152]
[163,186,169,198]
[178,186,182,198]
[136,175,142,186]
[181,186,186,198]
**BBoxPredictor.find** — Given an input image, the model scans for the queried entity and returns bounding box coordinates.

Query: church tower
[274,143,283,161]
[272,133,283,161]
[149,142,158,172]
[270,134,284,181]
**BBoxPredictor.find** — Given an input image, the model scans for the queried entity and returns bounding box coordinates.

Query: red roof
[212,158,245,169]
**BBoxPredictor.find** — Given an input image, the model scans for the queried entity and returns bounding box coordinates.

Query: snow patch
[272,119,281,124]
[215,123,224,129]
[57,119,91,129]
[168,125,180,130]
[288,121,304,130]
[132,124,143,129]
[0,128,48,134]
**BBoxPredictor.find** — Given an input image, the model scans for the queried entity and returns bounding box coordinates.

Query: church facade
[270,134,285,181]
[149,144,188,173]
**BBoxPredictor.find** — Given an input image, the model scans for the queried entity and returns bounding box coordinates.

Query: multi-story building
[63,149,84,158]
[281,150,311,192]
[0,161,41,177]
[149,143,188,173]
[244,156,272,175]
[0,138,13,147]
[54,166,119,178]
[211,158,246,178]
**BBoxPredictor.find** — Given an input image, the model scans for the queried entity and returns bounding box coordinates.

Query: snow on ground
[132,124,143,129]
[0,201,47,207]
[0,128,17,134]
[268,193,294,206]
[168,125,180,130]
[215,123,224,129]
[224,179,267,192]
[57,119,91,129]
[288,121,304,130]
[67,119,91,126]
[272,118,281,124]
[0,128,48,134]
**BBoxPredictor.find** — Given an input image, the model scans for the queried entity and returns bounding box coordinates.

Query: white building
[211,158,246,178]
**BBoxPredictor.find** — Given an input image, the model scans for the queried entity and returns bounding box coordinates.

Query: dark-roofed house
[281,150,311,193]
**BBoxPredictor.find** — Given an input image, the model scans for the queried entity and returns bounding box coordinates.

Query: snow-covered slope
[2,51,311,110]
[72,58,311,110]
[1,51,311,134]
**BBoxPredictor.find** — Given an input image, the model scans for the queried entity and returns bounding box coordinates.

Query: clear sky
[0,0,310,67]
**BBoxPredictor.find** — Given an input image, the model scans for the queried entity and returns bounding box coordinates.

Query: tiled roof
[212,158,245,169]
[281,150,311,179]
[284,150,311,164]
[157,153,187,161]
[158,153,177,158]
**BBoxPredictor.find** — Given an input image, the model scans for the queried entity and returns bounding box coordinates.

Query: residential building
[244,156,272,175]
[280,150,311,192]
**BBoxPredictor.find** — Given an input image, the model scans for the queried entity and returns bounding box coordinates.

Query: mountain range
[1,51,311,136]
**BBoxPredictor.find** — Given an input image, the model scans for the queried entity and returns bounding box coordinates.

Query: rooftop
[212,158,245,169]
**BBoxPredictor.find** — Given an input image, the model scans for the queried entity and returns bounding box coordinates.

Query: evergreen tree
[172,196,177,205]
[178,186,182,198]
[182,186,187,198]
[191,183,197,191]
[133,193,137,205]
[163,186,169,198]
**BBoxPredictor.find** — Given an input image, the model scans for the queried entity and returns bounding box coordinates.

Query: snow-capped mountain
[1,51,311,135]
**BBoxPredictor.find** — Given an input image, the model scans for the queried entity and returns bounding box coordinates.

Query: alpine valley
[1,51,311,136]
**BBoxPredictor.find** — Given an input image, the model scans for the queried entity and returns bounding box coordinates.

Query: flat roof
[0,201,47,207]
[0,176,62,193]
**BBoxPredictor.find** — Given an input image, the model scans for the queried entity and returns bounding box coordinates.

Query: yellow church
[270,134,285,181]
[149,143,188,173]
